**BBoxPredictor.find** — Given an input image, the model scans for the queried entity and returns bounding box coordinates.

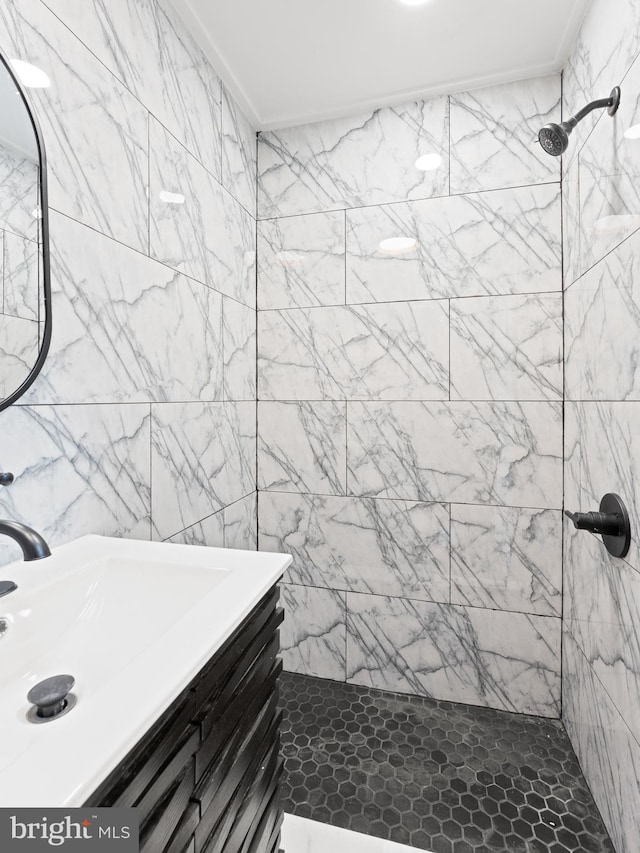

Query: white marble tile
[23,211,223,405]
[564,514,640,744]
[223,492,258,550]
[578,53,640,278]
[149,119,256,308]
[0,403,151,567]
[562,154,581,289]
[259,492,450,602]
[449,75,561,194]
[164,494,257,550]
[0,0,149,253]
[223,297,256,401]
[565,227,640,401]
[0,145,38,242]
[347,401,563,509]
[258,401,346,495]
[565,401,640,573]
[280,584,346,681]
[258,97,449,219]
[165,509,225,548]
[346,184,561,303]
[258,212,345,310]
[563,628,640,853]
[151,402,256,541]
[3,232,39,322]
[222,84,257,215]
[346,593,561,716]
[450,293,563,401]
[0,313,39,399]
[41,0,223,180]
[258,301,449,401]
[451,504,562,616]
[281,814,422,853]
[562,0,640,176]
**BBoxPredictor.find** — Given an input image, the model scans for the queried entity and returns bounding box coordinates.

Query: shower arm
[565,93,619,128]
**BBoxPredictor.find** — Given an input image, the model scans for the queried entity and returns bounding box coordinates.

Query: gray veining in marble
[450,75,561,194]
[258,300,449,401]
[0,313,39,399]
[346,184,561,303]
[259,491,450,602]
[578,52,640,279]
[41,0,223,181]
[565,226,640,401]
[25,211,223,405]
[0,403,151,567]
[565,401,640,572]
[281,583,347,681]
[149,118,256,307]
[562,0,640,175]
[0,145,38,243]
[258,211,346,310]
[258,401,346,495]
[223,297,256,402]
[347,400,562,508]
[258,97,449,219]
[564,521,640,745]
[1,0,149,253]
[451,504,562,616]
[563,628,640,853]
[151,401,256,541]
[222,84,257,216]
[3,232,39,322]
[347,593,561,716]
[450,293,563,401]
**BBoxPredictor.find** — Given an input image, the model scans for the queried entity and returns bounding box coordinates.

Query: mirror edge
[0,45,52,413]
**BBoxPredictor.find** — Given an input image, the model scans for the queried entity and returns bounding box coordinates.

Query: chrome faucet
[0,520,51,561]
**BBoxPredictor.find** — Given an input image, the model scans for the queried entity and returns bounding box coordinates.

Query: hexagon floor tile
[279,672,615,853]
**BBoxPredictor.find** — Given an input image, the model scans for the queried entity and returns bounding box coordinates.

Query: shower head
[539,122,571,156]
[538,86,621,157]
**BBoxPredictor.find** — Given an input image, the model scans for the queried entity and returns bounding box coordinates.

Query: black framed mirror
[0,47,51,411]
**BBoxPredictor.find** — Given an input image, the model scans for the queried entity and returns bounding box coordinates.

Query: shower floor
[278,672,615,853]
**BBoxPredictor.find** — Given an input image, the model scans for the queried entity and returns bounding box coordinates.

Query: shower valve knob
[564,493,631,558]
[0,473,14,486]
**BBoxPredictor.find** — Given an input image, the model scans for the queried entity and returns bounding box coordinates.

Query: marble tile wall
[258,74,564,717]
[0,0,259,566]
[562,0,640,848]
[0,146,40,399]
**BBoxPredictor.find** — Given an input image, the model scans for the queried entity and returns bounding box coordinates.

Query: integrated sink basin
[0,535,291,807]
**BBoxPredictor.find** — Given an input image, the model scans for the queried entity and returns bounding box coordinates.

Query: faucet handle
[0,473,14,486]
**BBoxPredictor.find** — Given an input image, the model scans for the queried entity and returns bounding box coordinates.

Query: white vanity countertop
[0,535,291,807]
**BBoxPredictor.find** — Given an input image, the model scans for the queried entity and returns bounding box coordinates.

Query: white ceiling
[170,0,592,131]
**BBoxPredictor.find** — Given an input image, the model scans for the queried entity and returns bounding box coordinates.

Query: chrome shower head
[538,86,621,157]
[538,123,571,156]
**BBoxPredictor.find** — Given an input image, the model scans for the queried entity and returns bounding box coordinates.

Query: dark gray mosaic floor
[279,672,615,853]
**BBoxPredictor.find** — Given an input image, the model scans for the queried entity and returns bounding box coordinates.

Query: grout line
[280,578,561,620]
[257,289,564,313]
[256,180,561,222]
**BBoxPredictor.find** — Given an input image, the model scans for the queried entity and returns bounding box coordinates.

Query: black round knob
[0,473,14,486]
[28,675,75,719]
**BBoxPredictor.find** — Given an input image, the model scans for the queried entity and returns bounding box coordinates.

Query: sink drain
[26,674,77,724]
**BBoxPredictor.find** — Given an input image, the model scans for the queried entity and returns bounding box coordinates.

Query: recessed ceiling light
[159,190,185,204]
[378,237,418,254]
[397,0,432,6]
[415,153,442,171]
[10,59,51,89]
[624,124,640,139]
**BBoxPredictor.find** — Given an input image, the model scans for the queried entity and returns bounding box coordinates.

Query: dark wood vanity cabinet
[84,586,284,853]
